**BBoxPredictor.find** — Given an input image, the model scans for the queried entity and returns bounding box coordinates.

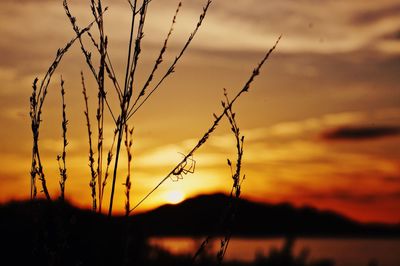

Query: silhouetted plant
[192,89,248,264]
[57,78,68,201]
[29,21,94,201]
[29,0,280,264]
[124,125,134,217]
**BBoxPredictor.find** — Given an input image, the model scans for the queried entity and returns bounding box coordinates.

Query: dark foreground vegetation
[0,199,334,266]
[2,198,397,266]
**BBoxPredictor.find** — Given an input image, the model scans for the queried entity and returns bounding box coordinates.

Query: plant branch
[129,35,281,213]
[58,77,69,201]
[126,0,211,120]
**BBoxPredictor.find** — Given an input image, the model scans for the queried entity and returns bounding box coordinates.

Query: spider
[171,153,196,182]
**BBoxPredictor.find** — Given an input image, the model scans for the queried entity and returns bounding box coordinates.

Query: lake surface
[149,237,400,266]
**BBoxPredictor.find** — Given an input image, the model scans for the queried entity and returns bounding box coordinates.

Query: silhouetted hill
[1,195,399,265]
[1,195,399,240]
[132,193,400,237]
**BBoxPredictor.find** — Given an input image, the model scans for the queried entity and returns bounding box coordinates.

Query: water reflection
[150,237,400,266]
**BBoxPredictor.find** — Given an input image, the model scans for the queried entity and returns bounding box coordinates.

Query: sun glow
[164,190,185,205]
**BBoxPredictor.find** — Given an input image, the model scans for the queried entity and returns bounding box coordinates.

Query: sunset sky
[0,0,399,223]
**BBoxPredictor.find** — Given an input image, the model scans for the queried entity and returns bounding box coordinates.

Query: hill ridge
[132,193,400,237]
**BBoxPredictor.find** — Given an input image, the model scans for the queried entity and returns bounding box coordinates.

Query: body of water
[149,237,400,266]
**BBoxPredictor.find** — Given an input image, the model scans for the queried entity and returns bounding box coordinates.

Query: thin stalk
[82,72,97,211]
[93,0,107,209]
[99,128,118,211]
[108,122,124,216]
[123,0,137,99]
[126,0,149,103]
[124,125,134,216]
[217,91,245,264]
[58,78,68,201]
[108,0,138,217]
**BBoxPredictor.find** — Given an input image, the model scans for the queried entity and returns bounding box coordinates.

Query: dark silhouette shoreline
[2,193,399,238]
[1,194,398,265]
[132,193,400,238]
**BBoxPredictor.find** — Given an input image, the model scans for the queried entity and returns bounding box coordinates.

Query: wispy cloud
[196,0,400,54]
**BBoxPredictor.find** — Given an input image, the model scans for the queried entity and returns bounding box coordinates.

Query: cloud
[320,125,400,141]
[240,111,381,143]
[352,4,400,25]
[383,29,400,40]
[197,0,400,54]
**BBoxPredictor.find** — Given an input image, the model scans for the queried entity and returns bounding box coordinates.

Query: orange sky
[0,0,399,224]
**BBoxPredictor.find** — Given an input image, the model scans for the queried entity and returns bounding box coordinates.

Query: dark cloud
[320,125,400,141]
[352,4,400,25]
[382,29,400,40]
